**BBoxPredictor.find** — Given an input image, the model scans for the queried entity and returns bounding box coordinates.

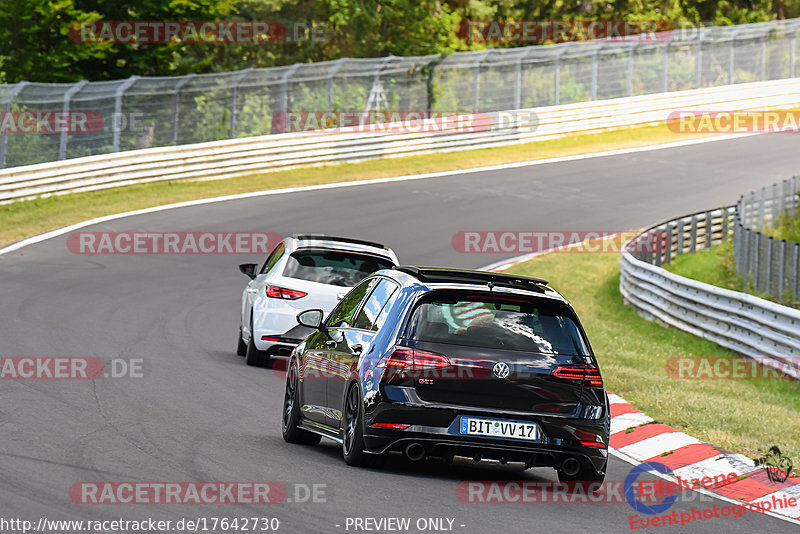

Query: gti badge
[492,362,510,379]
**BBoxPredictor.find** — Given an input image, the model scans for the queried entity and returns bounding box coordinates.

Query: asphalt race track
[1,135,799,534]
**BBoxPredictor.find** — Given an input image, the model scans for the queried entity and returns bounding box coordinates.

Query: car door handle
[351,344,363,354]
[325,340,337,348]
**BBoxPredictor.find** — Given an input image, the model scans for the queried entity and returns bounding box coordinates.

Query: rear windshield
[405,292,590,356]
[283,250,394,287]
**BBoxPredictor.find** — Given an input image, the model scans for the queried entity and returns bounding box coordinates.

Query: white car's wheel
[245,318,272,368]
[236,326,247,356]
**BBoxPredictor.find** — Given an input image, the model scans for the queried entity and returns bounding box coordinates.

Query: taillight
[552,365,603,387]
[378,346,451,370]
[580,440,607,448]
[266,285,307,300]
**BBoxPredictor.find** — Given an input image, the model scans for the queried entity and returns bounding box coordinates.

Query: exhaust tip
[404,442,426,462]
[562,457,581,477]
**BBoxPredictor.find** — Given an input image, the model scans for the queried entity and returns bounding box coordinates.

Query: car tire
[236,326,247,356]
[282,360,321,445]
[342,383,381,467]
[245,319,272,368]
[557,458,606,484]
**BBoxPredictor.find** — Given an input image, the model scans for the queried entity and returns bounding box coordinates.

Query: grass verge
[0,122,714,249]
[506,248,800,462]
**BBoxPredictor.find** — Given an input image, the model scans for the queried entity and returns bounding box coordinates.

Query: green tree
[0,0,111,82]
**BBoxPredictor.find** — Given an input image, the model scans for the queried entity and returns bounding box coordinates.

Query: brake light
[580,440,607,448]
[378,346,451,369]
[371,423,411,429]
[266,285,307,300]
[552,365,603,387]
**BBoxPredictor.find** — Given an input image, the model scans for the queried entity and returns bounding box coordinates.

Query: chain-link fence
[3,19,800,169]
[734,176,800,305]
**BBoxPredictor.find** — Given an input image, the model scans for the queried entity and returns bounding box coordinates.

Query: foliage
[0,0,783,83]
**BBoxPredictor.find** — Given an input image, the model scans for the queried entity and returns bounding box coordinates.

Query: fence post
[172,74,195,146]
[58,80,87,161]
[760,34,767,81]
[753,232,760,291]
[627,46,634,96]
[791,33,796,78]
[473,51,489,112]
[229,68,252,139]
[728,32,738,84]
[514,56,523,109]
[690,216,698,253]
[695,30,703,88]
[554,45,567,105]
[778,239,785,303]
[426,55,443,113]
[721,207,729,241]
[794,242,799,304]
[0,81,28,169]
[665,223,673,264]
[590,44,602,100]
[661,41,669,92]
[742,227,750,291]
[327,58,347,110]
[765,236,773,295]
[112,76,139,153]
[279,63,301,118]
[677,219,685,256]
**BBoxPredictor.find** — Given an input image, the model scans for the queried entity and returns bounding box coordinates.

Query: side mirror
[239,263,257,280]
[297,309,324,330]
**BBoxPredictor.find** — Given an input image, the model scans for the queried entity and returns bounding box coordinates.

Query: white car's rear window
[283,250,394,287]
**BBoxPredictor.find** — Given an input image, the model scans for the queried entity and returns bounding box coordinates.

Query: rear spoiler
[292,234,389,250]
[395,266,548,292]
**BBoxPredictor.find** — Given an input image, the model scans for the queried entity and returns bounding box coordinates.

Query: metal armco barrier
[2,77,800,204]
[621,207,800,379]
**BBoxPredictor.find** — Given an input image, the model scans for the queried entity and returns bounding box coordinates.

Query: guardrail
[2,77,800,204]
[733,176,800,304]
[620,207,800,379]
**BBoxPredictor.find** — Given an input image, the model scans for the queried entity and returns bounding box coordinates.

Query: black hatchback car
[281,266,609,482]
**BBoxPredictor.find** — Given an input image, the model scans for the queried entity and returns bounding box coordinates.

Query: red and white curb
[484,244,800,525]
[608,392,800,523]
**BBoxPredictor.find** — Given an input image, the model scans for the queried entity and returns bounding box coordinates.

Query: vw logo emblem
[492,362,510,379]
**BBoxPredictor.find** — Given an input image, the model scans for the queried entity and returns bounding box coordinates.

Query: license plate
[459,417,541,441]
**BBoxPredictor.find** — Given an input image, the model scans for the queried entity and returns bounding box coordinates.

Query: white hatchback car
[237,235,399,367]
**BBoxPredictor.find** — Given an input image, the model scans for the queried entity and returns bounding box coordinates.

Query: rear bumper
[363,401,609,474]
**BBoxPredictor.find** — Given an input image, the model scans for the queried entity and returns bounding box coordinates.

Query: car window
[326,279,377,328]
[405,292,590,356]
[282,250,394,287]
[352,279,399,331]
[260,242,285,274]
